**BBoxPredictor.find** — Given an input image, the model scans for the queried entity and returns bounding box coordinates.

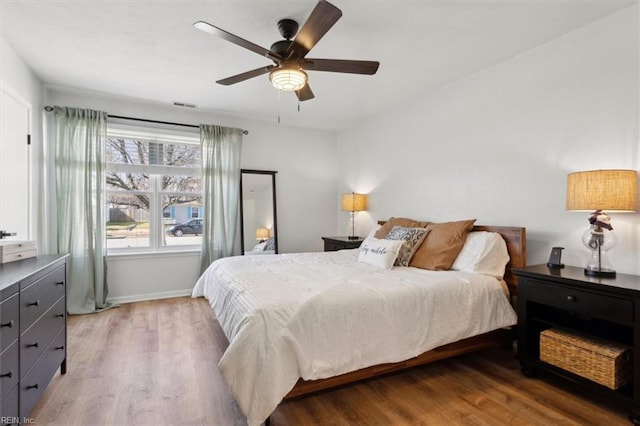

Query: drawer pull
[27,300,40,307]
[26,342,39,348]
[25,384,39,390]
[56,281,64,286]
[1,320,14,328]
[0,371,13,378]
[567,295,577,302]
[55,313,65,318]
[55,345,65,350]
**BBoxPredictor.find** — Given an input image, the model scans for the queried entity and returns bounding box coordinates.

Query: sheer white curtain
[43,106,110,314]
[199,124,243,274]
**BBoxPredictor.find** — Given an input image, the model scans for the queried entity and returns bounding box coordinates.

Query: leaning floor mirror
[240,169,278,255]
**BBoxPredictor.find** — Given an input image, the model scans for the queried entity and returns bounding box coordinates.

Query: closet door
[0,87,31,240]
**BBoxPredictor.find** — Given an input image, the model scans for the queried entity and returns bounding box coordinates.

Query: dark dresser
[0,254,68,425]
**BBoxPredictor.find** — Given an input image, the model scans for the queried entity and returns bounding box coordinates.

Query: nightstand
[322,236,364,252]
[514,264,640,422]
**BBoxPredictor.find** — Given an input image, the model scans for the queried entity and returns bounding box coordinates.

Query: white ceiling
[1,0,636,131]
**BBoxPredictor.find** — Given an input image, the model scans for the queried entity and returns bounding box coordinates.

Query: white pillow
[358,237,403,269]
[366,223,382,239]
[451,232,509,279]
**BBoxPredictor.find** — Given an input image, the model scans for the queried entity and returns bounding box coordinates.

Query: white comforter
[192,249,517,426]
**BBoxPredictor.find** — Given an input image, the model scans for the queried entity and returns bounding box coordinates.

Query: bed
[245,237,276,255]
[192,224,526,426]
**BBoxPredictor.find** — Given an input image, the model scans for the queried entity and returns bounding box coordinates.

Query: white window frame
[105,122,202,254]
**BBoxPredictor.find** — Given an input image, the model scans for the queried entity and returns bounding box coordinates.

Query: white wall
[46,89,338,303]
[337,6,640,275]
[0,36,44,246]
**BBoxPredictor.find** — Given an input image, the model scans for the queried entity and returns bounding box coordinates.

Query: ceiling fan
[193,0,380,102]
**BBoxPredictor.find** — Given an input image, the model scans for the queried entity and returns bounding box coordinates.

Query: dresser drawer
[522,279,633,326]
[0,293,19,349]
[20,265,65,333]
[0,385,19,425]
[20,327,65,419]
[20,297,65,375]
[0,341,19,402]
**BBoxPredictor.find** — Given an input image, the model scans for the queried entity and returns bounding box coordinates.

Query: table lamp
[255,227,270,242]
[566,169,637,277]
[341,192,368,240]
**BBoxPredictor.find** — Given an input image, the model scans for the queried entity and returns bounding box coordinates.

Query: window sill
[106,249,201,261]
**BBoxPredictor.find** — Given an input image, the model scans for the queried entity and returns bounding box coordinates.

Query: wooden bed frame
[283,224,526,399]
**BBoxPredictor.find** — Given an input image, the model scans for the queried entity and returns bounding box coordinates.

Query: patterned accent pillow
[264,237,275,251]
[385,226,430,266]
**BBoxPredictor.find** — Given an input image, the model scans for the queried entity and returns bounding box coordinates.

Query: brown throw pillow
[374,217,430,239]
[409,219,477,270]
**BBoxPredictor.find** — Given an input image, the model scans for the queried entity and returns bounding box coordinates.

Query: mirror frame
[239,169,278,254]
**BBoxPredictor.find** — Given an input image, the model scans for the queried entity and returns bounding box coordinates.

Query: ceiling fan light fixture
[198,0,379,102]
[269,68,307,92]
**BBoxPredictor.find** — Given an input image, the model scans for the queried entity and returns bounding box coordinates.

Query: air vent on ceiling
[173,102,197,108]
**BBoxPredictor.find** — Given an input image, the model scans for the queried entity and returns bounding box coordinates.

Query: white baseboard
[107,289,193,305]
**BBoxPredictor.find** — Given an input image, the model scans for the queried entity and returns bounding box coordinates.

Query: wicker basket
[539,328,632,389]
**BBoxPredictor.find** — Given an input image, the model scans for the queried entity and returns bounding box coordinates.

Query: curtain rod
[43,106,249,135]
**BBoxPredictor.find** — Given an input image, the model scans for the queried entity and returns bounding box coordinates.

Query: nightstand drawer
[324,241,345,251]
[322,237,363,252]
[523,280,633,326]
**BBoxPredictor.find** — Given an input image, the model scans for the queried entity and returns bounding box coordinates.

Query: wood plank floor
[29,296,630,425]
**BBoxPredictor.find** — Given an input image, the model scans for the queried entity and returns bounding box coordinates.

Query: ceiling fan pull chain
[277,90,281,124]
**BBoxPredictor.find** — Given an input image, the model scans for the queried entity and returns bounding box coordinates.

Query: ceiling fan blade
[194,21,281,62]
[296,84,315,102]
[303,58,380,75]
[286,1,342,59]
[216,65,276,86]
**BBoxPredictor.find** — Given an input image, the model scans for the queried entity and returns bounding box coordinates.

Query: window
[105,123,202,252]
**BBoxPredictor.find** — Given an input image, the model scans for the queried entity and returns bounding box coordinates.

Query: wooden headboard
[377,221,526,294]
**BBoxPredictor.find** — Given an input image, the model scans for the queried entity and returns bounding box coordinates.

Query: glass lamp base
[584,267,616,278]
[581,225,617,280]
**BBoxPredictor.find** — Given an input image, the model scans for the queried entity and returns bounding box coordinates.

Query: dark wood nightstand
[514,264,640,422]
[322,236,364,252]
